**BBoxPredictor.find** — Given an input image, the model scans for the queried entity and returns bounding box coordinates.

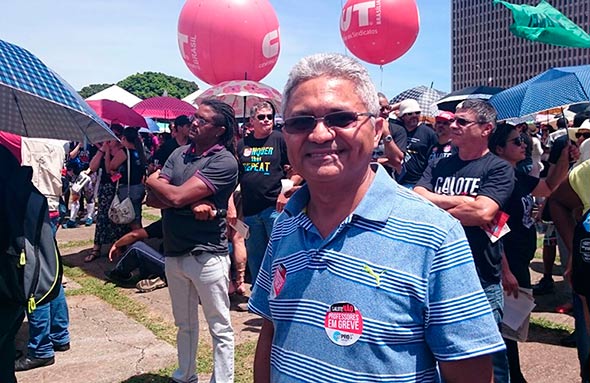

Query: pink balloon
[340,0,420,65]
[178,0,280,85]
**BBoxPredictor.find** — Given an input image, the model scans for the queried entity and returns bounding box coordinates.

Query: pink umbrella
[86,99,147,128]
[132,96,197,120]
[195,80,282,119]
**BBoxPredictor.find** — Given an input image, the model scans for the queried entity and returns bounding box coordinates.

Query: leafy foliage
[117,72,199,99]
[78,83,113,99]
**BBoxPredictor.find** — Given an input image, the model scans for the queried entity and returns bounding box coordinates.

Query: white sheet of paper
[503,288,536,331]
[230,219,250,240]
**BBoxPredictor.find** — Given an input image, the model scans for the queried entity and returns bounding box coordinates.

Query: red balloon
[178,0,280,85]
[340,0,420,65]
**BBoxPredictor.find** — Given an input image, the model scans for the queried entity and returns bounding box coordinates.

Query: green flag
[494,0,590,48]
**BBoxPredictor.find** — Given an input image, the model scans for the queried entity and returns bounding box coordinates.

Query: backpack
[572,208,590,298]
[4,166,62,313]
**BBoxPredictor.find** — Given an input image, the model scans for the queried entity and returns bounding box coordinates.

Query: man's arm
[254,319,274,383]
[108,227,149,261]
[146,170,213,208]
[413,186,475,210]
[446,196,501,227]
[439,355,493,383]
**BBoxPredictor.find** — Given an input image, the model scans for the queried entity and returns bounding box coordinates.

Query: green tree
[117,72,199,99]
[78,83,113,99]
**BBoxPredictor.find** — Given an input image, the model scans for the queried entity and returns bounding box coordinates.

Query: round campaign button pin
[324,302,363,346]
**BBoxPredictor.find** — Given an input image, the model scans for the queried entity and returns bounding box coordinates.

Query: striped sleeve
[425,221,505,361]
[248,240,274,321]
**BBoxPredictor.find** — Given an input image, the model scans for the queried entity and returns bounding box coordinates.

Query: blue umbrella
[0,39,117,143]
[490,65,590,120]
[144,117,160,132]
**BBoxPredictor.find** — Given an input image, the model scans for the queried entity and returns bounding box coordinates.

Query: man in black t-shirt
[415,99,514,382]
[427,110,457,166]
[236,101,300,287]
[151,114,191,170]
[394,99,438,187]
[373,93,406,175]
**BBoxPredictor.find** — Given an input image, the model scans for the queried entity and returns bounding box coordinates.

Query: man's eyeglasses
[509,136,525,146]
[283,111,374,134]
[191,115,215,126]
[380,105,392,113]
[575,132,590,139]
[256,114,274,121]
[454,117,480,127]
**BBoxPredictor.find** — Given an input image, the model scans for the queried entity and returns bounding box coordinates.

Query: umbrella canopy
[195,80,282,119]
[0,39,116,143]
[86,99,147,128]
[132,96,197,120]
[144,117,160,132]
[435,86,505,112]
[389,85,448,117]
[490,65,590,120]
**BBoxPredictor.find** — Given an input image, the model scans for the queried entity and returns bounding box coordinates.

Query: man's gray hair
[456,99,497,128]
[282,53,380,116]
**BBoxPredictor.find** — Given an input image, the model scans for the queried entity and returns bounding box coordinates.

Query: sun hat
[398,99,421,116]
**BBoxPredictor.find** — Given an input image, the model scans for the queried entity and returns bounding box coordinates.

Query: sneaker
[84,217,93,226]
[136,276,167,293]
[15,355,55,371]
[104,270,134,287]
[533,276,554,295]
[62,219,77,229]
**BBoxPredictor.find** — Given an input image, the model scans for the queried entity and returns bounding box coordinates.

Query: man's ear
[217,126,226,137]
[373,117,384,147]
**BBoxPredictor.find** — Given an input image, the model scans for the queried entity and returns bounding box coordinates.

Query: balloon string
[341,0,348,56]
[380,65,383,91]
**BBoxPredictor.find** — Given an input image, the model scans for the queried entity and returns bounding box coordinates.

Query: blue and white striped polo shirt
[249,165,505,383]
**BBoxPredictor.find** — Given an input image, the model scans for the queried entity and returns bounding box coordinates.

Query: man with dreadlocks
[146,98,238,383]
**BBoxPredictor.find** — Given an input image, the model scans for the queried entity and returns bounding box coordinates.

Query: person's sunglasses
[454,117,479,127]
[404,111,421,116]
[380,105,392,112]
[510,136,525,146]
[575,132,590,139]
[256,114,274,121]
[283,111,374,134]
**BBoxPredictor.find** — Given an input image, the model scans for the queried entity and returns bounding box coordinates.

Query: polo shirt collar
[284,164,396,224]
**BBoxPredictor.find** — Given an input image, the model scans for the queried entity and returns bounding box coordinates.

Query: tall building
[452,0,590,90]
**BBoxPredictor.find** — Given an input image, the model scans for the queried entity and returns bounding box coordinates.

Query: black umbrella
[435,86,505,112]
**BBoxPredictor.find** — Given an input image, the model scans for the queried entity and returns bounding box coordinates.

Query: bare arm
[439,355,493,383]
[447,196,500,227]
[108,148,127,173]
[533,144,573,197]
[414,186,475,210]
[108,228,149,261]
[145,170,213,208]
[549,179,582,257]
[381,123,404,173]
[254,319,274,383]
[88,149,104,174]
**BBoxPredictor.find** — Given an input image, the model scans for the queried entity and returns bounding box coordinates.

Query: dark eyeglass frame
[575,132,590,139]
[256,113,274,121]
[192,115,216,127]
[509,136,525,146]
[283,111,375,134]
[380,105,392,112]
[454,117,481,127]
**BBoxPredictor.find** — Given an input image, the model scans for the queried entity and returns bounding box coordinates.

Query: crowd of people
[2,52,590,383]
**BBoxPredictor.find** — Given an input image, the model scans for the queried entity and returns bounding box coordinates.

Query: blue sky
[1,1,451,98]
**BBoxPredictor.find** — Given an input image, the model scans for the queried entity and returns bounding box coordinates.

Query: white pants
[166,253,234,383]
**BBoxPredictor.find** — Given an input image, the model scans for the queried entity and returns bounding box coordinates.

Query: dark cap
[174,115,191,127]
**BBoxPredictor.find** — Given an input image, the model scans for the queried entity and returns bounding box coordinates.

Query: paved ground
[13,212,583,382]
